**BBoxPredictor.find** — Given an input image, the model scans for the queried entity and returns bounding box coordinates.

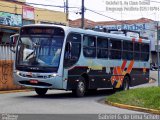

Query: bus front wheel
[72,78,86,97]
[35,88,48,96]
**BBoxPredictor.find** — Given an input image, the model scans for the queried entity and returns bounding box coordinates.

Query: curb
[0,89,32,94]
[149,77,156,83]
[105,100,160,115]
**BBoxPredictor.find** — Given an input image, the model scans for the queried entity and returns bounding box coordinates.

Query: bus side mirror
[10,34,19,53]
[65,42,72,59]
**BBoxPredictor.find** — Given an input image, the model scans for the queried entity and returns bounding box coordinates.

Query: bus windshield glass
[16,26,64,72]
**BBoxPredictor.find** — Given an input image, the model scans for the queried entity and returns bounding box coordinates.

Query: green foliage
[107,87,160,110]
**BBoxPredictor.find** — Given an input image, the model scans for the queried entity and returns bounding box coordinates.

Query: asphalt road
[0,71,158,119]
[0,89,143,114]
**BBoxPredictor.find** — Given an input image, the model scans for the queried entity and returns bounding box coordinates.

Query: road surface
[0,71,158,115]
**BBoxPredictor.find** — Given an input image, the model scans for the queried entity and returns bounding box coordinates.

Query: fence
[0,45,23,90]
[0,45,15,60]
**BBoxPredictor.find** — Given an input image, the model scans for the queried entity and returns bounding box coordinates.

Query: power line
[86,8,118,21]
[25,2,79,9]
[26,2,64,8]
[0,3,73,12]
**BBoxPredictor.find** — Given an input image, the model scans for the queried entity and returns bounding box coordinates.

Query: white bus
[10,24,150,97]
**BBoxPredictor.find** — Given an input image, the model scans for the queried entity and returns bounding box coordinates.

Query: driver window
[64,33,81,68]
[65,42,72,59]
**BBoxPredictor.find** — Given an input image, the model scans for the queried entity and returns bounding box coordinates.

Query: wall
[35,8,67,25]
[0,0,22,15]
[0,46,22,90]
[0,60,23,90]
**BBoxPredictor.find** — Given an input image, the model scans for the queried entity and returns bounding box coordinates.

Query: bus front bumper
[13,71,63,89]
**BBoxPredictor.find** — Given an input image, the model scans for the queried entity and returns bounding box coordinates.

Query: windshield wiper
[25,50,34,60]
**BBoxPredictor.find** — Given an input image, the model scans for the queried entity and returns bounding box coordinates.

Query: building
[69,18,96,29]
[69,18,157,63]
[0,0,67,44]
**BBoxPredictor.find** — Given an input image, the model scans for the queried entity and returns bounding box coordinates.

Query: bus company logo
[111,60,134,88]
[104,24,146,31]
[29,67,39,70]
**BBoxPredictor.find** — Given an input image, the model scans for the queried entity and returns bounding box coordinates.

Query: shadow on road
[21,89,115,99]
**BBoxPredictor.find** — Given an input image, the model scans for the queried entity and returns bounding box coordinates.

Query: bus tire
[35,88,48,96]
[72,78,86,97]
[121,76,130,90]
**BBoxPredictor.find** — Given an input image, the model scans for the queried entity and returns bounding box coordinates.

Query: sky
[26,0,160,22]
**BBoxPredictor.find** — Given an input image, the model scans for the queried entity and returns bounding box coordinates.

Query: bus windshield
[16,27,64,72]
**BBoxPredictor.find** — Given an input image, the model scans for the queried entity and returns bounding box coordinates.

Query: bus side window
[109,38,122,59]
[140,43,149,61]
[83,35,96,58]
[134,42,140,61]
[64,33,81,68]
[97,37,108,58]
[65,42,72,59]
[122,41,133,60]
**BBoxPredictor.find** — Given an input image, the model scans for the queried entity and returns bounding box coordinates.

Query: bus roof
[22,24,150,44]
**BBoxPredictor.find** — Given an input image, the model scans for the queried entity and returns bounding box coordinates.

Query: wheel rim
[78,81,85,93]
[124,78,129,90]
[35,88,48,95]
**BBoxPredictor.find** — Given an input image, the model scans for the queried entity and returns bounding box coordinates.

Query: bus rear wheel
[121,76,130,90]
[72,78,86,97]
[35,88,48,96]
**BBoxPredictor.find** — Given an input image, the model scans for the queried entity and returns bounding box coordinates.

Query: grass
[106,87,160,110]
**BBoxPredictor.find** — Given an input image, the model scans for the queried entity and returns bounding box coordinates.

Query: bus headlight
[16,71,24,76]
[16,71,20,75]
[52,73,57,77]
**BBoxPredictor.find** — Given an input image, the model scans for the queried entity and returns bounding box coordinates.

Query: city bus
[10,24,150,97]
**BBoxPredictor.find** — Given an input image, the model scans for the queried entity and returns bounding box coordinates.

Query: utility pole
[64,0,66,13]
[157,21,160,86]
[81,0,84,29]
[66,0,69,22]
